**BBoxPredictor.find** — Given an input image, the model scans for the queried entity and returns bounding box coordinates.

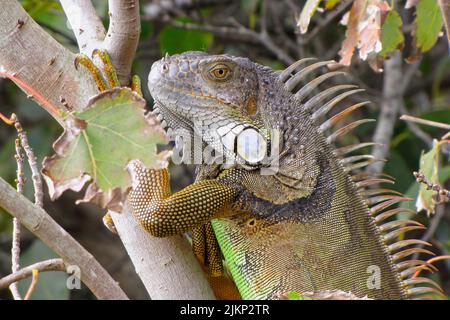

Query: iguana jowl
[127,51,442,299]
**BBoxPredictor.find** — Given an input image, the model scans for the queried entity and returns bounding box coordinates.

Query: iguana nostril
[162,63,169,73]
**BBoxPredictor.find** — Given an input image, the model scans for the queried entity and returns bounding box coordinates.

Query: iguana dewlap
[127,52,442,300]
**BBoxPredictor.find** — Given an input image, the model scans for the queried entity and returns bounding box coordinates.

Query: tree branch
[368,51,404,173]
[0,259,65,290]
[13,116,44,207]
[23,269,39,300]
[0,0,97,119]
[400,115,450,130]
[165,20,295,65]
[399,105,433,147]
[59,0,106,55]
[143,0,232,20]
[10,137,25,300]
[0,177,128,300]
[103,0,141,85]
[110,206,215,299]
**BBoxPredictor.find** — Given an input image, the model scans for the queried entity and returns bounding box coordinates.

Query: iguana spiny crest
[126,51,443,300]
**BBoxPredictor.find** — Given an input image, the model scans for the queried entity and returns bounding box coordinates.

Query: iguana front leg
[127,160,236,237]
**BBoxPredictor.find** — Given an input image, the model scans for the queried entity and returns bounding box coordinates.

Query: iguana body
[126,52,442,299]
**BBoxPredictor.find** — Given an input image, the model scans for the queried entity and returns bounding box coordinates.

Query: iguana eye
[209,64,232,81]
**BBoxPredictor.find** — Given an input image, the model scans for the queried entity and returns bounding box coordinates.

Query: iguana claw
[92,49,120,88]
[74,49,143,97]
[74,53,108,92]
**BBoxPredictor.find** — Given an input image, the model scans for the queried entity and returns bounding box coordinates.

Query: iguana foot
[74,49,142,96]
[74,52,108,92]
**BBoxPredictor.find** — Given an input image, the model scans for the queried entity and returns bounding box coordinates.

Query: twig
[270,2,301,57]
[400,115,450,131]
[12,115,44,207]
[59,0,106,55]
[2,113,45,298]
[143,0,231,20]
[10,137,25,299]
[0,177,128,299]
[167,20,258,42]
[0,258,65,289]
[400,59,421,94]
[166,20,295,65]
[24,269,39,300]
[399,105,434,147]
[368,51,404,173]
[103,0,141,85]
[414,171,450,203]
[10,217,22,299]
[0,111,15,125]
[1,112,25,299]
[11,137,25,300]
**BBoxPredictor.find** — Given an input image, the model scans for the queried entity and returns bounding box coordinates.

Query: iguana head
[148,51,276,167]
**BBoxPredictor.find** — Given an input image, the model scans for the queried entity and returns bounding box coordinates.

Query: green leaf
[380,10,404,58]
[159,18,213,54]
[416,139,440,215]
[42,88,167,204]
[415,0,444,52]
[19,240,69,300]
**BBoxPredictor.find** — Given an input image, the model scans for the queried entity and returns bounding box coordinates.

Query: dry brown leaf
[42,117,91,200]
[42,88,169,211]
[339,0,391,66]
[358,2,390,61]
[339,0,365,65]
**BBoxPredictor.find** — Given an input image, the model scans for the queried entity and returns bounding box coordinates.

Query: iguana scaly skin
[126,52,442,300]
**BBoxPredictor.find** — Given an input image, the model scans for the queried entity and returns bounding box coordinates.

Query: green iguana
[120,51,443,300]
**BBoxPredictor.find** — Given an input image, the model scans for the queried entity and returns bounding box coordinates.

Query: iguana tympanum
[122,52,442,300]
